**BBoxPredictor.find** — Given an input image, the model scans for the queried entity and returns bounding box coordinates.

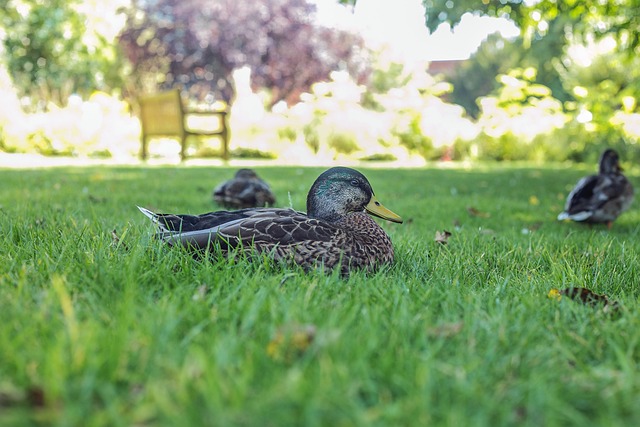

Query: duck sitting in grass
[213,168,276,209]
[139,167,403,275]
[557,149,634,227]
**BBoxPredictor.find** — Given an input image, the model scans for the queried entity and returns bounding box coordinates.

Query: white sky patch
[314,0,520,62]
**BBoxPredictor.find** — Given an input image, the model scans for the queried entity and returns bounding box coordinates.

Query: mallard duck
[139,167,403,275]
[557,149,634,227]
[213,168,276,209]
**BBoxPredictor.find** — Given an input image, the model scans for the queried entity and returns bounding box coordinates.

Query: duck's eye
[350,179,359,187]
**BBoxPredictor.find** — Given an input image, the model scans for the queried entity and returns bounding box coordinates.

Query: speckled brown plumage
[139,167,402,275]
[213,168,276,209]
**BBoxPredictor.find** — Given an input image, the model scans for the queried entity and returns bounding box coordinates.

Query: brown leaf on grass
[521,222,543,235]
[88,194,106,204]
[548,287,620,314]
[111,228,129,251]
[0,385,46,408]
[192,285,209,301]
[527,222,543,232]
[267,324,316,362]
[427,321,464,338]
[26,386,46,408]
[466,206,490,218]
[434,230,452,245]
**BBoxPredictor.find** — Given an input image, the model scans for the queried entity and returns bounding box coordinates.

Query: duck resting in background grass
[557,149,634,227]
[213,168,276,209]
[139,167,403,275]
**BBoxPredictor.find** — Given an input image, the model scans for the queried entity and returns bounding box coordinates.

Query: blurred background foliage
[0,0,639,163]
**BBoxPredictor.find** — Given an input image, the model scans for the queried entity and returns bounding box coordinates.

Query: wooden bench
[137,89,230,160]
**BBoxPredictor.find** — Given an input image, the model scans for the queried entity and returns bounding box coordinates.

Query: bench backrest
[138,89,185,137]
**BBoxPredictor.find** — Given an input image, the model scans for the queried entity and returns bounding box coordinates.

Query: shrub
[394,115,436,159]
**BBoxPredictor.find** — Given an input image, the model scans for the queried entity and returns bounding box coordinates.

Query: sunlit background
[0,0,639,166]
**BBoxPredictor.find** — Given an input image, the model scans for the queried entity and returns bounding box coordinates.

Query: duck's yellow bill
[365,196,403,224]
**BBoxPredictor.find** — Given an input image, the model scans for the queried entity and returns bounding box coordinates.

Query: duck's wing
[138,206,255,246]
[558,174,632,221]
[216,209,335,246]
[138,206,333,250]
[212,180,228,198]
[558,175,599,221]
[252,179,276,206]
[592,174,633,200]
[213,179,244,206]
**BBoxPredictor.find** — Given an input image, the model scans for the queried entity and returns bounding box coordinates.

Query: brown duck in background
[139,167,403,275]
[213,168,276,209]
[557,149,634,227]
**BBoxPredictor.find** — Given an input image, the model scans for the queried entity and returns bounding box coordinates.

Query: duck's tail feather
[160,228,219,248]
[557,211,592,221]
[137,206,170,232]
[138,205,245,249]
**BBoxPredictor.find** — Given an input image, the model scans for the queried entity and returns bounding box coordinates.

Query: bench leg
[221,115,230,160]
[180,134,187,161]
[140,136,148,160]
[221,130,229,160]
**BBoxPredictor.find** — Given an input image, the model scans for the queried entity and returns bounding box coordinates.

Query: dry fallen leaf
[434,230,452,245]
[192,284,209,301]
[528,222,543,232]
[427,321,464,338]
[267,324,316,362]
[88,194,107,204]
[548,288,562,301]
[27,386,46,408]
[466,206,490,218]
[0,385,46,409]
[111,228,130,251]
[522,222,543,235]
[548,287,620,314]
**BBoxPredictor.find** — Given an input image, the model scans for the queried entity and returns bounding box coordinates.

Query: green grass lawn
[1,163,640,426]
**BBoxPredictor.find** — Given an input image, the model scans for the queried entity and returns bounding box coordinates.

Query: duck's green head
[599,149,623,174]
[307,167,403,224]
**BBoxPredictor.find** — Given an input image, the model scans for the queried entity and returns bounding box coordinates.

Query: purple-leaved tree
[119,0,369,105]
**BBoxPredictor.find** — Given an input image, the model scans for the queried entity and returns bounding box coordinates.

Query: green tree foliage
[422,0,640,107]
[0,0,125,110]
[118,0,369,105]
[560,43,640,126]
[448,22,571,119]
[446,34,516,118]
[426,0,640,163]
[558,41,640,161]
[422,0,639,50]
